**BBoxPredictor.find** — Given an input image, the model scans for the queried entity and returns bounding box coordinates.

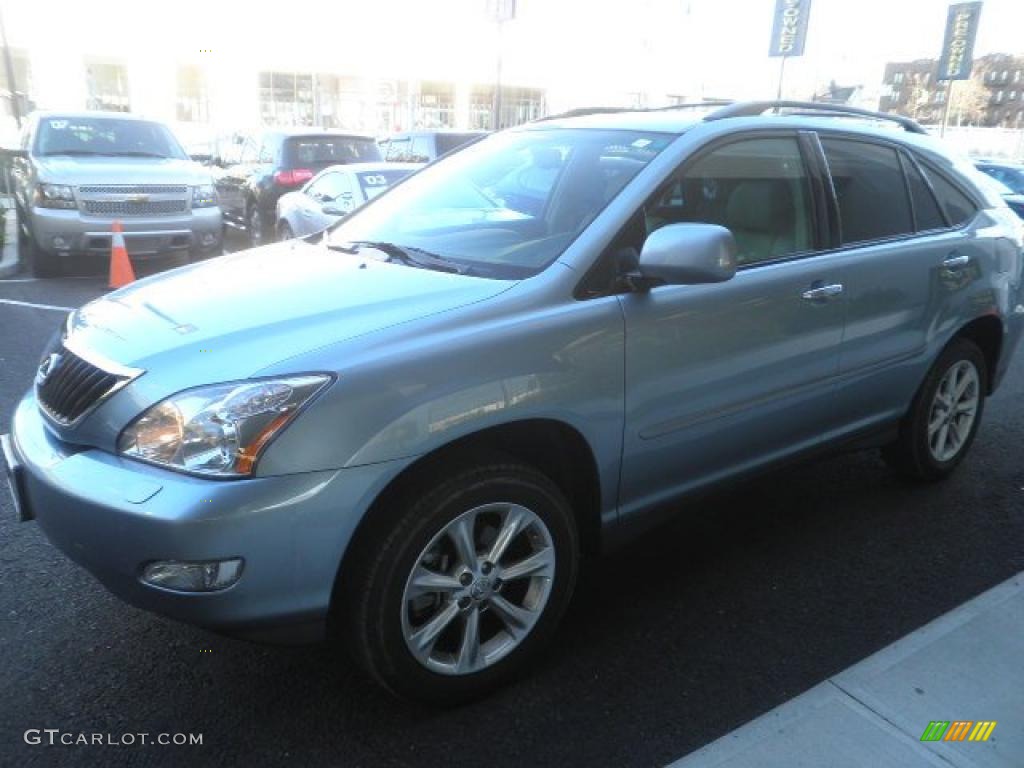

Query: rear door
[818,134,986,434]
[617,133,846,516]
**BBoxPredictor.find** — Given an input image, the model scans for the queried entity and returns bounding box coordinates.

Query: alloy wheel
[400,502,556,676]
[927,359,980,462]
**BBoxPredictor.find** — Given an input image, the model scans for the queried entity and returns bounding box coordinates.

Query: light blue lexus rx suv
[4,101,1023,703]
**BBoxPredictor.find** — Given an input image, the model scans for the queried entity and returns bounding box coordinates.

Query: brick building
[880,54,1024,128]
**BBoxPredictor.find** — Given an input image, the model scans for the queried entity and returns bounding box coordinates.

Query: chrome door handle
[942,254,970,269]
[801,283,844,301]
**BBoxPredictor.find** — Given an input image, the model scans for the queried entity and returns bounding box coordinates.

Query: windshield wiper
[326,239,471,275]
[40,150,106,156]
[108,151,170,158]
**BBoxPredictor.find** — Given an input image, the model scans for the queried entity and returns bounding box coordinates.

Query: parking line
[0,298,73,312]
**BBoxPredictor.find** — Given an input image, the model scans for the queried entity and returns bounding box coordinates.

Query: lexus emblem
[36,352,62,385]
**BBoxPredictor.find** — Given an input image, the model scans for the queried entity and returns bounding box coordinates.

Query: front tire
[883,337,987,481]
[343,459,579,704]
[27,236,60,278]
[278,220,295,241]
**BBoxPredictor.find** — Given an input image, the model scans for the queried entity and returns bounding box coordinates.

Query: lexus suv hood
[66,240,513,385]
[34,155,212,186]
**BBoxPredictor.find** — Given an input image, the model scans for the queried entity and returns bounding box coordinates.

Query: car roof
[30,110,161,122]
[383,129,488,139]
[318,162,422,174]
[267,128,376,140]
[975,159,1024,169]
[522,100,945,138]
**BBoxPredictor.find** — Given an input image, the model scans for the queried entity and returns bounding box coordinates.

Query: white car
[274,162,420,239]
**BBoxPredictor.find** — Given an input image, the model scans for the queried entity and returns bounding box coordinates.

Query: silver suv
[3,101,1023,704]
[10,111,222,276]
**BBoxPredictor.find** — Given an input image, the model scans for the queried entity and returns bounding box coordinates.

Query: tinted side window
[409,136,432,163]
[920,165,979,227]
[821,138,913,244]
[646,137,813,266]
[385,138,411,162]
[903,156,947,231]
[308,172,349,201]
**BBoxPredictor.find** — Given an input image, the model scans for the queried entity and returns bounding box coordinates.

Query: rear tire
[246,205,268,246]
[882,337,987,481]
[342,458,579,704]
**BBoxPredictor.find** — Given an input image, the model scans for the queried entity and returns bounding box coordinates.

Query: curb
[0,205,19,278]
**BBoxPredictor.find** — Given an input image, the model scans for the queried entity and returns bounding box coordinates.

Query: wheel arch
[329,417,603,621]
[954,314,1002,394]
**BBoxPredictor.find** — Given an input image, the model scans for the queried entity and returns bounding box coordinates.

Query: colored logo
[920,721,996,742]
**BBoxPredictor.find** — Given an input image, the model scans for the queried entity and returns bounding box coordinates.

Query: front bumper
[28,206,222,260]
[6,392,406,643]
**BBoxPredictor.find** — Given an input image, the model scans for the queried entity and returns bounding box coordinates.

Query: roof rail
[705,100,928,134]
[649,99,735,112]
[534,101,734,123]
[533,107,635,122]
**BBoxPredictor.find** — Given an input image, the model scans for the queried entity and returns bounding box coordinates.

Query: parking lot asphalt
[1,257,1024,768]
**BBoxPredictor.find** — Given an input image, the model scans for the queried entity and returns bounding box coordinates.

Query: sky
[5,0,1024,108]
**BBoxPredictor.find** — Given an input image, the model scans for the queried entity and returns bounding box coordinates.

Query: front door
[616,134,845,518]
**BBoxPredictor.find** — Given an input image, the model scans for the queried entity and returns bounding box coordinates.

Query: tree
[951,76,990,126]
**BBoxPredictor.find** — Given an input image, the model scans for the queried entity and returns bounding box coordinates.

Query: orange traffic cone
[108,220,135,288]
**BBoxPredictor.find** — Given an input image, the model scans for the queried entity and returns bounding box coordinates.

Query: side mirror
[189,152,213,165]
[634,223,737,288]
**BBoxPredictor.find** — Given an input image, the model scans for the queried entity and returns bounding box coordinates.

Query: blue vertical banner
[937,2,983,81]
[768,0,813,57]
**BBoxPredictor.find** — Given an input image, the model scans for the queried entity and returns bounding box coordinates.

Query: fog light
[141,558,244,592]
[199,231,217,246]
[52,235,69,249]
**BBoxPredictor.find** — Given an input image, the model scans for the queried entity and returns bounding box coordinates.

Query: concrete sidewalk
[671,573,1024,767]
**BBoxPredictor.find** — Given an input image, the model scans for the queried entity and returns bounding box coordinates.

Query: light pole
[0,4,21,128]
[487,0,515,131]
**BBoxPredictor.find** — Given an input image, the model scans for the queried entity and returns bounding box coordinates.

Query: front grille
[77,185,189,195]
[82,199,188,216]
[36,348,126,425]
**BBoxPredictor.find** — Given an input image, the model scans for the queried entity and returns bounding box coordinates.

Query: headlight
[192,183,218,208]
[117,375,331,476]
[35,183,76,209]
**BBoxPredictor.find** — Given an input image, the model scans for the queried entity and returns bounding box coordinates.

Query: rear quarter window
[919,165,980,227]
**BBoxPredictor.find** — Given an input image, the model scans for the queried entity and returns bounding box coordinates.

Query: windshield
[326,128,673,278]
[356,169,415,200]
[34,116,187,159]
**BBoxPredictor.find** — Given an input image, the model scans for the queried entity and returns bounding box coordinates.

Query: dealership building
[0,3,559,144]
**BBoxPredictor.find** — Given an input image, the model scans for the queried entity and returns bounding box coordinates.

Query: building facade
[881,53,1024,128]
[0,46,546,144]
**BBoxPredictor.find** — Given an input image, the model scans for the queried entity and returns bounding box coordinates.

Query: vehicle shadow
[199,432,1021,768]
